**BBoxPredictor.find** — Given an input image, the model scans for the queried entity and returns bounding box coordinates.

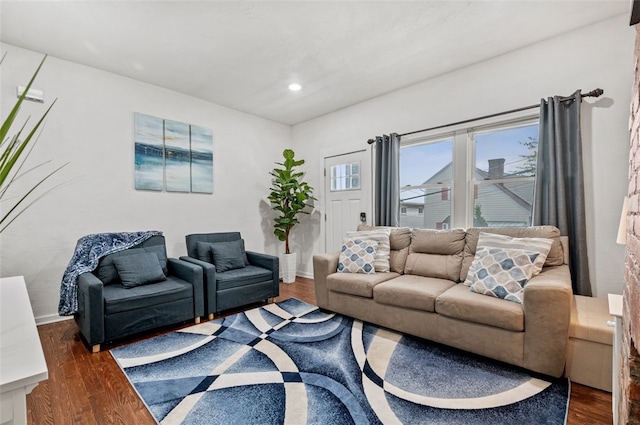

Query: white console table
[608,293,623,425]
[0,276,48,425]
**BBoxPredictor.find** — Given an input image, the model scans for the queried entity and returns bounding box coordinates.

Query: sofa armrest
[74,272,105,347]
[168,258,204,318]
[559,236,569,265]
[523,265,573,377]
[180,256,217,315]
[246,251,279,296]
[312,252,340,309]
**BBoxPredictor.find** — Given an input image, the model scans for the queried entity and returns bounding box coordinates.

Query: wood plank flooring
[27,277,612,424]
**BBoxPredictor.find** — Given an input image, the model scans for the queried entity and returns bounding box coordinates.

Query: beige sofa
[313,225,573,378]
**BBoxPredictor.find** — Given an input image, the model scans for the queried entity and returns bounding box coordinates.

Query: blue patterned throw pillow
[338,238,378,274]
[468,247,541,304]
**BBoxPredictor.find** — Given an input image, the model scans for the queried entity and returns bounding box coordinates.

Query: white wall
[292,14,636,297]
[0,44,290,322]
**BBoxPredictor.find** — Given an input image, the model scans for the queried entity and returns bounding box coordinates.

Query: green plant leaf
[0,100,56,188]
[0,55,47,143]
[0,161,68,231]
[1,54,67,233]
[268,149,315,253]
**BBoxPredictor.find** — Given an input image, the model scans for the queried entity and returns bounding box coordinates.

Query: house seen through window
[399,118,539,230]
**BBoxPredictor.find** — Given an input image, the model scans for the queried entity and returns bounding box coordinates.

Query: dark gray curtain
[534,90,592,296]
[374,133,400,226]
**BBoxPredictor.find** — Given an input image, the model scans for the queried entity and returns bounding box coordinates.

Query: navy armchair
[181,232,279,319]
[74,235,204,352]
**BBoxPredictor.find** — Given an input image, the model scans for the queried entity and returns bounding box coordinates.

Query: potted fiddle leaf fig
[268,149,315,283]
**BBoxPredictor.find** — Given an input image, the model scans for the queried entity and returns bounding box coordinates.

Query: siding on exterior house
[400,160,533,229]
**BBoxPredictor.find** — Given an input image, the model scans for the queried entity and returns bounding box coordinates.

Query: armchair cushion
[216,265,273,290]
[103,276,194,314]
[96,245,168,285]
[113,252,167,288]
[210,240,246,272]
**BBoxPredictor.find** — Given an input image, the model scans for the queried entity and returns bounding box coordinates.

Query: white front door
[324,150,371,252]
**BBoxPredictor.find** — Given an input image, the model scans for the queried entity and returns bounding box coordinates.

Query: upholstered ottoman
[564,295,613,391]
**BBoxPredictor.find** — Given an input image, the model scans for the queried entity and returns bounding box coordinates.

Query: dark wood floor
[28,277,612,424]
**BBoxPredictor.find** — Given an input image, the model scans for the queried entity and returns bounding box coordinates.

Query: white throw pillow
[463,232,553,286]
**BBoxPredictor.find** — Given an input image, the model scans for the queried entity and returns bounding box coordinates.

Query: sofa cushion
[373,275,456,312]
[216,265,273,290]
[405,228,465,282]
[103,276,193,314]
[327,272,399,298]
[338,238,378,274]
[435,284,524,331]
[411,228,466,255]
[95,245,168,285]
[467,247,542,304]
[461,226,563,281]
[210,240,246,272]
[347,229,391,272]
[357,226,411,273]
[113,252,167,288]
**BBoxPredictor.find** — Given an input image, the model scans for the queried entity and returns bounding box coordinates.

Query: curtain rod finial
[584,88,604,98]
[367,138,375,145]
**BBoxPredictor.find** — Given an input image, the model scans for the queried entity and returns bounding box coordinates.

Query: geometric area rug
[111,298,569,424]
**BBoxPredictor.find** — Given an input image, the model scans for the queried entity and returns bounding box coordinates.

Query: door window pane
[330,161,361,191]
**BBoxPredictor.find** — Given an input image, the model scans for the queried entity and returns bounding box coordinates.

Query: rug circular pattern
[111,298,569,424]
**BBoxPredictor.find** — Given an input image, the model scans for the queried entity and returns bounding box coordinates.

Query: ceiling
[0,1,629,125]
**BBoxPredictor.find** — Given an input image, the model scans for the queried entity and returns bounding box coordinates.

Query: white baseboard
[36,314,73,326]
[296,271,313,279]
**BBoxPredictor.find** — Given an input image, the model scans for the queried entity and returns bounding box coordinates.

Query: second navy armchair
[181,232,279,319]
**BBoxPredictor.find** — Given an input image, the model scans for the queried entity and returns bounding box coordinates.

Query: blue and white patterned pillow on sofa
[468,247,541,304]
[338,238,378,274]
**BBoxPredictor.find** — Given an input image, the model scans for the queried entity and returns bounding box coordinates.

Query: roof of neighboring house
[400,161,533,219]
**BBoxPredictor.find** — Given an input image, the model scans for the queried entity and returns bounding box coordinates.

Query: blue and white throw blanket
[58,230,163,316]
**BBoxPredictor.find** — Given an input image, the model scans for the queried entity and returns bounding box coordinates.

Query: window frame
[400,111,539,229]
[329,161,361,192]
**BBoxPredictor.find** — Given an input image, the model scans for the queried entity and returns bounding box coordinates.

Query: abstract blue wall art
[134,113,214,193]
[134,113,164,191]
[190,125,214,193]
[164,119,191,192]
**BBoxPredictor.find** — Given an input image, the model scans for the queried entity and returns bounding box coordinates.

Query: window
[441,186,449,201]
[399,138,453,229]
[330,161,360,191]
[472,124,537,227]
[401,207,407,215]
[399,117,538,229]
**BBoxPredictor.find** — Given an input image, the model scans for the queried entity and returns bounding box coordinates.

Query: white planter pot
[280,253,297,284]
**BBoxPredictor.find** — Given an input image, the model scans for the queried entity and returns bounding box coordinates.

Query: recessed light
[288,83,302,92]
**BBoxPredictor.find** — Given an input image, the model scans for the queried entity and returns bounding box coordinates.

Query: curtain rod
[367,88,604,143]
